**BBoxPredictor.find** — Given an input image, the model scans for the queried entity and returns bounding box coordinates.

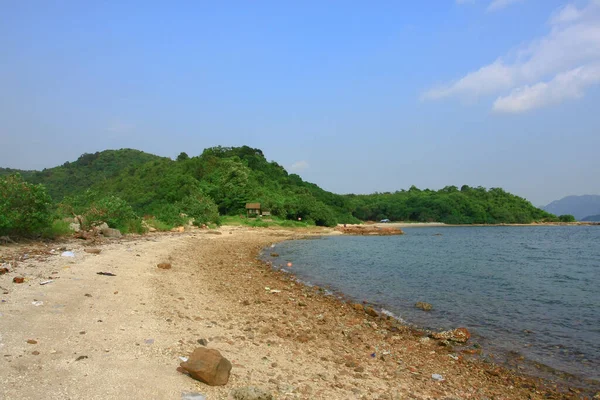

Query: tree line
[0,146,571,237]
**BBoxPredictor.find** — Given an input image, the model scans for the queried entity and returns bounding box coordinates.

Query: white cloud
[290,160,309,172]
[487,0,525,12]
[423,0,600,112]
[493,64,600,112]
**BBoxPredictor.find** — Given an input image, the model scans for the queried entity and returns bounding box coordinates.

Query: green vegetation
[0,174,53,236]
[1,146,564,238]
[220,215,316,228]
[348,185,556,224]
[558,214,576,222]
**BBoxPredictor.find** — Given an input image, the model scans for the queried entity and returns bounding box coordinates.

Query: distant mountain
[543,195,600,221]
[581,214,600,222]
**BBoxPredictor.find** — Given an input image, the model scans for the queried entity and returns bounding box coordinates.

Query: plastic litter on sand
[32,301,44,306]
[61,251,75,257]
[181,393,206,400]
[432,373,445,381]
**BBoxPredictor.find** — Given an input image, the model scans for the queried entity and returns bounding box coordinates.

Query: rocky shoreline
[0,226,596,399]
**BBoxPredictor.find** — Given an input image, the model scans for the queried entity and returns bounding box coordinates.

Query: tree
[176,152,189,161]
[0,174,52,236]
[558,214,576,222]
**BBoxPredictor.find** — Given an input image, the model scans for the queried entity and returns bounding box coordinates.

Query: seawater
[262,226,600,385]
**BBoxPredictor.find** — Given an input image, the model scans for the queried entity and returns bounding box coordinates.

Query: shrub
[83,195,141,232]
[41,219,73,239]
[0,174,53,236]
[177,194,220,226]
[151,203,186,227]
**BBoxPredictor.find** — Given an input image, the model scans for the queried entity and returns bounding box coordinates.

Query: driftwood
[0,236,16,245]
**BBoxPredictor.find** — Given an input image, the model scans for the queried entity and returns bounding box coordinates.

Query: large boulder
[180,348,232,386]
[415,302,433,311]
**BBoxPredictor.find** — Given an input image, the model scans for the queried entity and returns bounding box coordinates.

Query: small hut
[245,203,261,218]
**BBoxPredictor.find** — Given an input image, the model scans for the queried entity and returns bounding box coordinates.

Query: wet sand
[0,226,592,399]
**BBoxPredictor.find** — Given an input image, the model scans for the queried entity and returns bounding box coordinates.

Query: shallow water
[263,226,600,384]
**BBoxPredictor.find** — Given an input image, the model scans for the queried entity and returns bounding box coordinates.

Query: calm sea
[262,226,600,386]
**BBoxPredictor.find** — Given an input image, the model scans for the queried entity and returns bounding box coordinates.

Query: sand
[0,226,590,399]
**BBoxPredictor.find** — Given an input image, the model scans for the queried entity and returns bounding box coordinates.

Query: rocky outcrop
[415,302,433,311]
[180,348,232,386]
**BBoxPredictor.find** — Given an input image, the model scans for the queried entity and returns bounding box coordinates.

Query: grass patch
[221,215,316,228]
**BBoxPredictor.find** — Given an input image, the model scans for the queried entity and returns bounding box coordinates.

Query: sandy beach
[0,227,591,399]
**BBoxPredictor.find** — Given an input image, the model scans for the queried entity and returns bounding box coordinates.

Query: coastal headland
[0,226,596,399]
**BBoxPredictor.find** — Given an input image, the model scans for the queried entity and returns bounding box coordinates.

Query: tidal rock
[230,386,273,400]
[415,302,433,311]
[180,348,232,386]
[352,303,364,312]
[431,327,471,343]
[365,307,379,317]
[101,227,122,238]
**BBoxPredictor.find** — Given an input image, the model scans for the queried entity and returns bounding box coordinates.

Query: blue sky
[1,0,599,206]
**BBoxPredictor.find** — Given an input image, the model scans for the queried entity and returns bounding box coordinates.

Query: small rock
[13,277,25,284]
[197,338,208,346]
[157,263,172,269]
[101,227,122,238]
[75,355,88,361]
[242,300,250,306]
[0,267,9,275]
[352,303,364,312]
[84,294,92,297]
[415,302,433,311]
[431,327,471,343]
[180,348,232,386]
[365,307,379,317]
[270,253,279,257]
[230,386,273,400]
[84,248,102,254]
[32,351,40,355]
[26,339,37,344]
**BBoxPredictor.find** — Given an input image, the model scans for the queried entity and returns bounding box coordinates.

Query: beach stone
[157,263,172,270]
[365,307,379,317]
[352,303,364,312]
[13,277,24,284]
[101,227,122,238]
[231,386,273,400]
[180,347,232,386]
[84,248,101,254]
[415,302,433,311]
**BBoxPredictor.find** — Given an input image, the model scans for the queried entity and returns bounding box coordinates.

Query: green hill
[3,149,165,202]
[1,146,558,228]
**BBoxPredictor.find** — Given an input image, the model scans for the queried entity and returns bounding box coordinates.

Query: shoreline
[261,234,600,394]
[0,227,596,399]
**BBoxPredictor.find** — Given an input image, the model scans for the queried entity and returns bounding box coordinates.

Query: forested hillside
[1,146,560,237]
[1,149,164,201]
[348,185,555,224]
